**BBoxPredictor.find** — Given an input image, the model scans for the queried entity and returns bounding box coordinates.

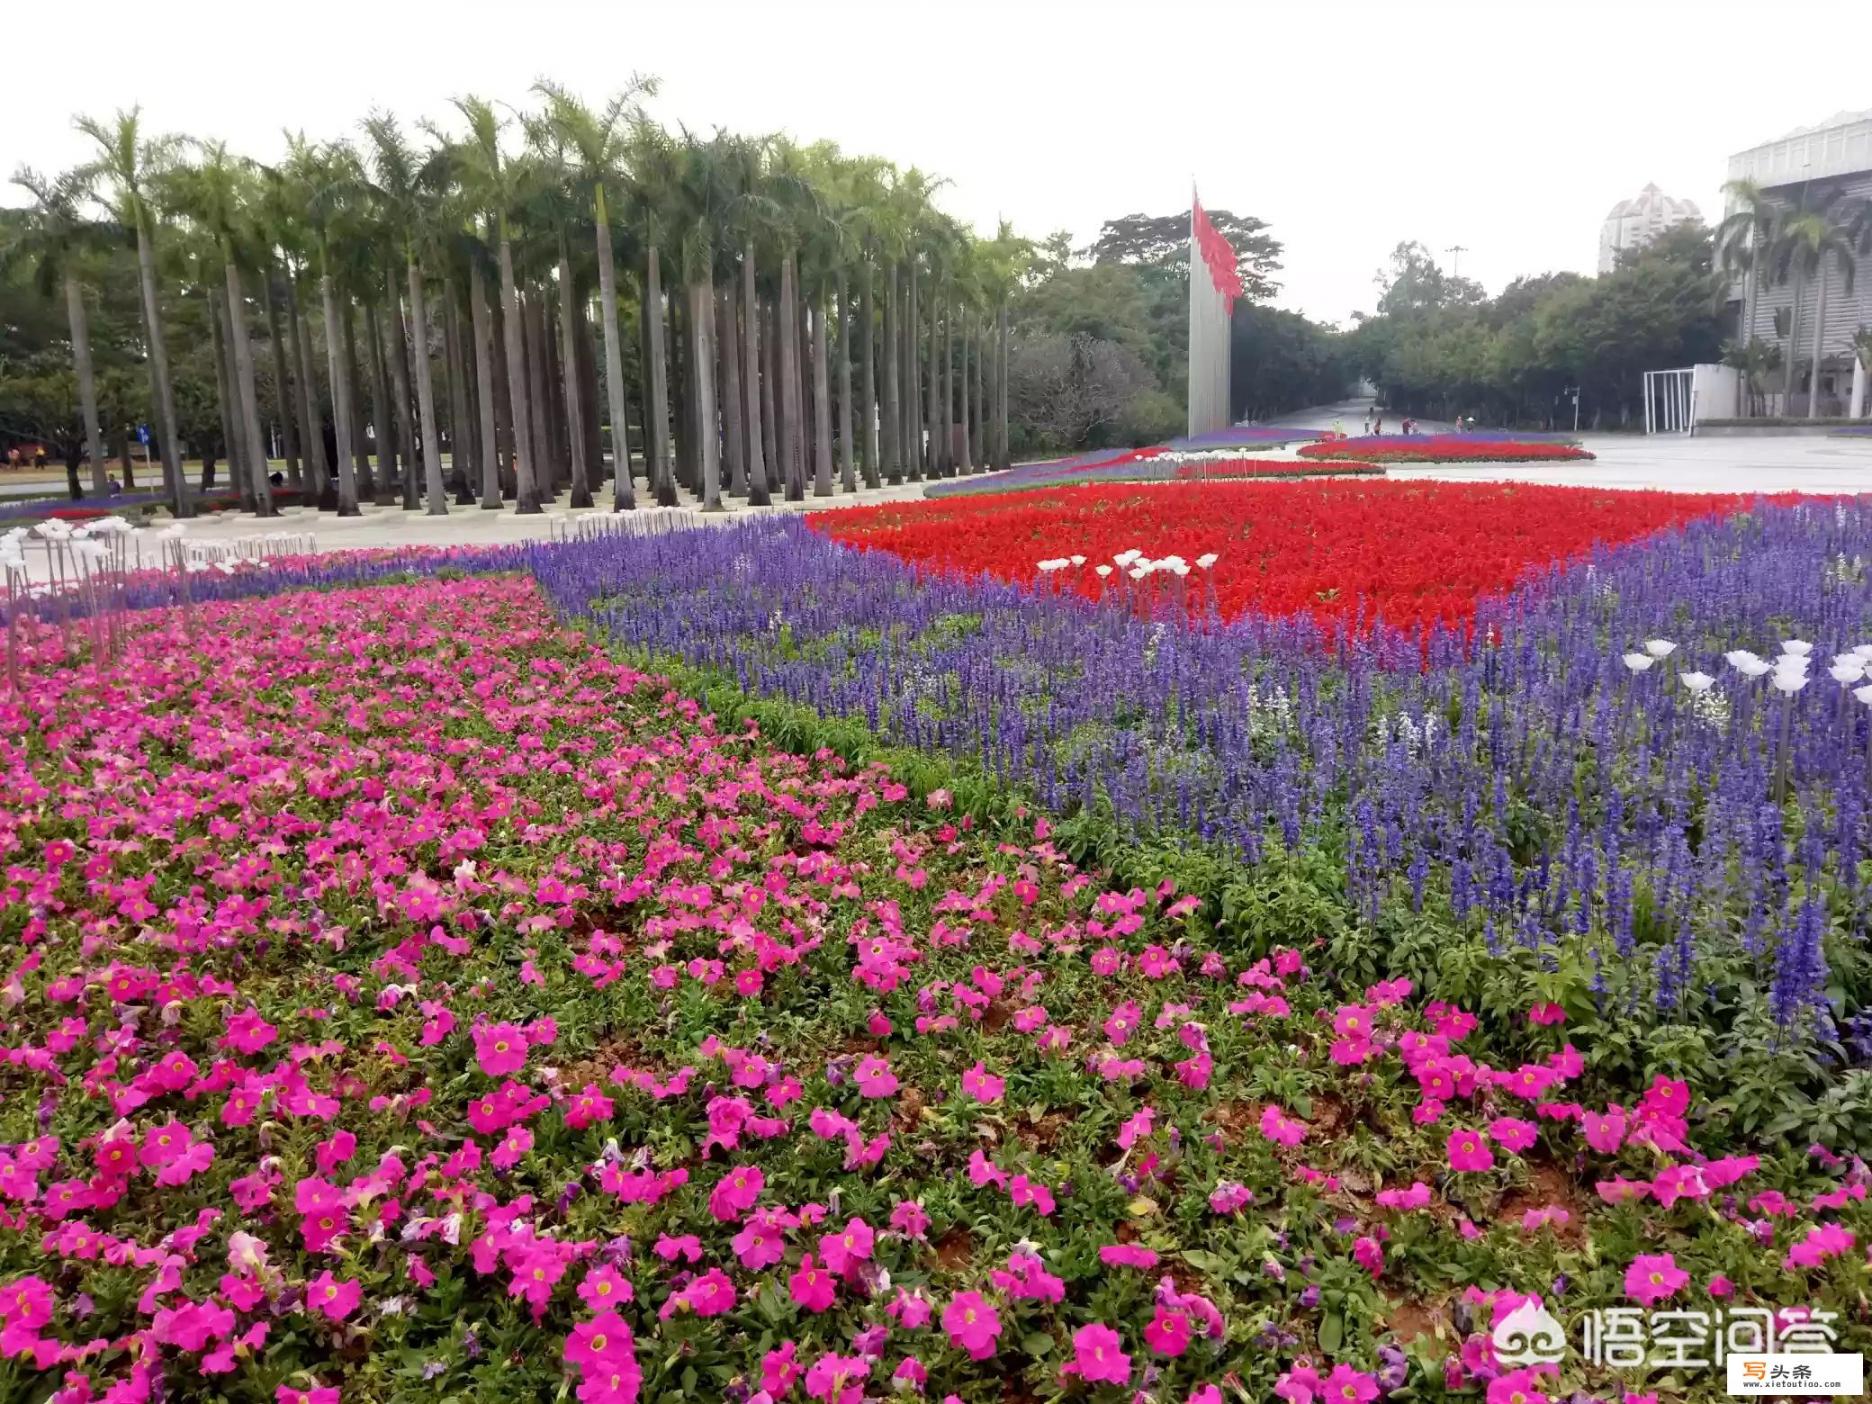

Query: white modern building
[1598,184,1703,273]
[1725,109,1872,417]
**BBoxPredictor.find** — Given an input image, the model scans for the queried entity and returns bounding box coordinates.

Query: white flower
[1127,566,1148,581]
[1114,549,1141,566]
[1621,652,1655,673]
[1643,639,1677,658]
[1774,653,1810,674]
[1678,671,1715,693]
[1196,553,1219,569]
[1094,564,1113,578]
[1727,652,1771,678]
[1770,671,1810,695]
[1036,559,1068,573]
[1854,644,1872,661]
[1068,554,1086,567]
[1781,640,1812,657]
[1856,684,1872,706]
[1170,562,1191,577]
[1829,660,1866,685]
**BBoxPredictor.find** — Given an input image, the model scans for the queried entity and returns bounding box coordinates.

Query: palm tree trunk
[881,262,901,485]
[346,304,373,496]
[997,299,1010,469]
[555,237,593,509]
[780,251,805,501]
[719,283,747,497]
[908,260,924,481]
[690,276,723,512]
[645,245,675,507]
[134,216,190,517]
[405,259,448,515]
[925,282,941,477]
[208,287,237,497]
[386,281,419,510]
[942,301,956,475]
[443,274,476,505]
[262,270,300,490]
[579,298,603,488]
[524,291,557,497]
[958,313,973,473]
[836,269,856,493]
[1808,260,1829,419]
[860,263,880,488]
[364,302,392,504]
[469,258,502,509]
[289,273,329,498]
[1783,267,1804,411]
[670,290,695,495]
[497,233,542,514]
[64,272,108,497]
[759,297,779,497]
[342,307,370,505]
[117,427,135,491]
[741,248,770,506]
[812,293,835,497]
[318,271,361,515]
[592,188,635,511]
[972,317,985,468]
[224,260,277,516]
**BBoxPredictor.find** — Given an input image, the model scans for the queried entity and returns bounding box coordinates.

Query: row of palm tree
[1717,178,1872,417]
[11,85,1033,517]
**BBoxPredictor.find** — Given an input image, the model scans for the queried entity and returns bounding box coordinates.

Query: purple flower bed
[522,500,1872,1109]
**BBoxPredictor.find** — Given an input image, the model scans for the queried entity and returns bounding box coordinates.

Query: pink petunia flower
[1447,1128,1495,1173]
[941,1290,1002,1361]
[1064,1323,1130,1385]
[1624,1253,1689,1306]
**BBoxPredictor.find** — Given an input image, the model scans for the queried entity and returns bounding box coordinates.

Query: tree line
[2,84,1034,517]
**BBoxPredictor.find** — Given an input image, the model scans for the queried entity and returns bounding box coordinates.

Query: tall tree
[162,140,277,515]
[286,135,362,514]
[75,108,192,516]
[536,79,656,511]
[451,97,543,513]
[5,167,112,494]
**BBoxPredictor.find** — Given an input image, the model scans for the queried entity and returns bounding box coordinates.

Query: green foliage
[1352,228,1726,428]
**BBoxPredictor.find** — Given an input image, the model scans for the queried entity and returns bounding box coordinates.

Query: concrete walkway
[1257,397,1872,495]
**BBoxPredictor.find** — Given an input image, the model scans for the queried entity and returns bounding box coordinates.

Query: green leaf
[1023,1331,1054,1357]
[1320,1311,1345,1355]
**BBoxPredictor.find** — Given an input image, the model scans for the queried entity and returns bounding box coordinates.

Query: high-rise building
[1726,109,1872,415]
[1598,184,1703,273]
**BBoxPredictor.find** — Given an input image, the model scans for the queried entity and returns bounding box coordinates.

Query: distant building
[1598,183,1703,273]
[1726,109,1872,415]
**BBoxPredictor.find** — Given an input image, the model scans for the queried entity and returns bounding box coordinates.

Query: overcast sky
[2,0,1854,324]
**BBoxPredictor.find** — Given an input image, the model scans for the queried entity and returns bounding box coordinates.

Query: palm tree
[286,136,363,515]
[1771,192,1860,418]
[1716,178,1779,416]
[5,167,114,495]
[536,79,656,511]
[75,108,192,516]
[362,113,450,515]
[451,97,544,514]
[162,141,277,515]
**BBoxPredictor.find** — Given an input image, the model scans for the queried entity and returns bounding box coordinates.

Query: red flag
[1192,196,1244,313]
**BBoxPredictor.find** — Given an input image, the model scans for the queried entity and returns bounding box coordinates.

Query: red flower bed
[1172,458,1382,481]
[814,480,1744,632]
[1298,437,1593,464]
